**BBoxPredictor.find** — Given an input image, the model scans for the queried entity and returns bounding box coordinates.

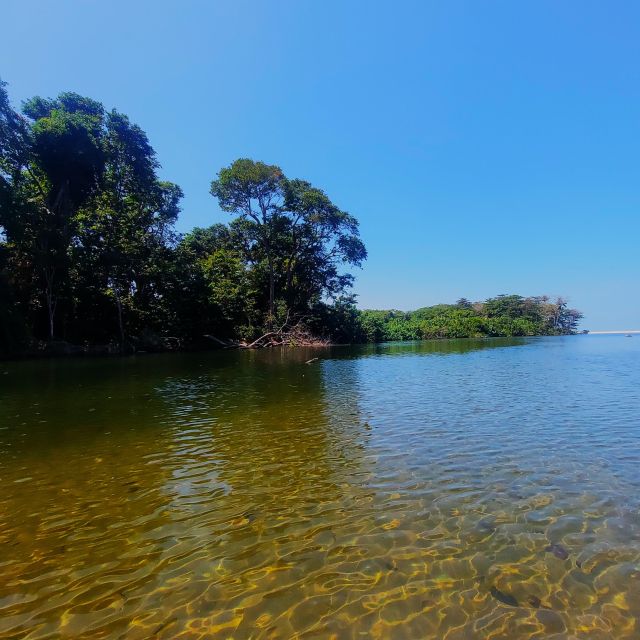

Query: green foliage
[25,93,105,208]
[209,158,366,331]
[355,296,583,342]
[0,243,28,354]
[211,158,285,214]
[0,80,30,235]
[307,296,363,344]
[0,78,582,355]
[72,109,182,345]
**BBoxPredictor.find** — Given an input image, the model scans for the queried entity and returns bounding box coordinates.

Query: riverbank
[2,331,588,362]
[0,333,335,361]
[2,297,585,360]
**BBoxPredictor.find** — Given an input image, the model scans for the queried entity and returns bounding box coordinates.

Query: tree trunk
[268,259,275,329]
[113,283,125,349]
[43,268,56,340]
[46,292,54,340]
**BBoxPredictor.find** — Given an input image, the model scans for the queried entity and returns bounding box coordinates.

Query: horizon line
[587,330,640,334]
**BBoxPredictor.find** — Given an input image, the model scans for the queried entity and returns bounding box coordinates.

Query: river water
[0,336,639,639]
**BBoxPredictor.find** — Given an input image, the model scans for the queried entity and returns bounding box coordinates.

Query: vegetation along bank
[0,79,581,357]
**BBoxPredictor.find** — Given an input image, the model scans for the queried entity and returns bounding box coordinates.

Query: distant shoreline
[0,333,583,362]
[587,330,640,334]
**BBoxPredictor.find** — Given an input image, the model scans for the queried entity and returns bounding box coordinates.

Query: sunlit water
[1,336,639,639]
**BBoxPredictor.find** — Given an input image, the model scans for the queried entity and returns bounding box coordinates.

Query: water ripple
[0,337,639,638]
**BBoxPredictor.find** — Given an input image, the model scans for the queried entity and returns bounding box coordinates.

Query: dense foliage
[0,79,582,356]
[0,80,368,355]
[356,296,583,343]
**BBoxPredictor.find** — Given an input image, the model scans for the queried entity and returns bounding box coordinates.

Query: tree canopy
[0,78,583,356]
[357,295,583,342]
[0,81,371,354]
[210,159,366,328]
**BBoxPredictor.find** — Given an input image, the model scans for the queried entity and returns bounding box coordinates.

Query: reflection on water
[1,336,639,638]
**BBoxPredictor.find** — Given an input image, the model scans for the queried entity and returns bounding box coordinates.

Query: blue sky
[2,1,639,329]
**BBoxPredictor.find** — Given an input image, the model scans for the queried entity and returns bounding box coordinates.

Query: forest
[357,296,583,343]
[0,79,582,356]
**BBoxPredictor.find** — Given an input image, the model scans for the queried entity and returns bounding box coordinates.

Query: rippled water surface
[1,336,639,639]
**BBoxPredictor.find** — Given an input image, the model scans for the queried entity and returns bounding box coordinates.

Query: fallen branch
[203,334,243,349]
[206,313,330,350]
[244,331,278,349]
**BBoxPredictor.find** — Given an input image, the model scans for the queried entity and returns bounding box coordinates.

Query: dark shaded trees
[75,110,182,347]
[168,224,257,342]
[21,93,106,339]
[0,79,30,233]
[1,80,187,352]
[1,80,34,352]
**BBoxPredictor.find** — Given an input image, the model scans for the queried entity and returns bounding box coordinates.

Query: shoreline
[587,330,639,335]
[0,333,585,363]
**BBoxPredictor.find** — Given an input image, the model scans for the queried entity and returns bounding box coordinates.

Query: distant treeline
[355,295,583,343]
[0,79,581,356]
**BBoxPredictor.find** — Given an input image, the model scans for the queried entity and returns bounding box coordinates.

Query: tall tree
[210,159,285,326]
[76,110,181,347]
[281,179,366,310]
[0,79,30,237]
[0,79,31,351]
[210,159,366,331]
[20,92,106,339]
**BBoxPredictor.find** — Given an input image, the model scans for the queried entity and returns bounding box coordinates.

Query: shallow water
[1,336,639,639]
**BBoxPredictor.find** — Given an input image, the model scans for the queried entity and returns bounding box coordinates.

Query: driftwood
[205,315,329,350]
[203,334,236,347]
[245,331,279,349]
[242,314,329,349]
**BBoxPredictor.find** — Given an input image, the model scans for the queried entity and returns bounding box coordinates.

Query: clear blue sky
[2,1,639,329]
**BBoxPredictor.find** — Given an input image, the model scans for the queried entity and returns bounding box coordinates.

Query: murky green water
[1,336,639,639]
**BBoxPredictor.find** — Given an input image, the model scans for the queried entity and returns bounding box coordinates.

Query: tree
[1,79,587,353]
[358,294,583,342]
[483,294,526,319]
[0,79,32,351]
[308,295,363,343]
[2,83,185,349]
[20,92,106,339]
[77,110,181,347]
[170,225,256,341]
[210,159,367,332]
[0,78,30,238]
[544,297,583,333]
[281,178,367,310]
[210,159,285,326]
